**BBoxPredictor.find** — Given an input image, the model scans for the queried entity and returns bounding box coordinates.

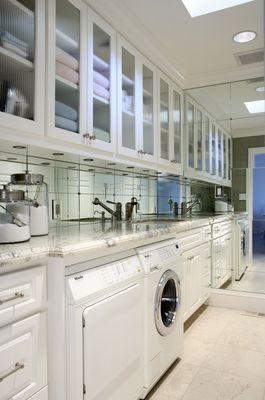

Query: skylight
[181,0,254,17]
[244,100,265,114]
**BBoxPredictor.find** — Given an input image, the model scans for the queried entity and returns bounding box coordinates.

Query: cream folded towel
[56,61,79,84]
[56,47,79,71]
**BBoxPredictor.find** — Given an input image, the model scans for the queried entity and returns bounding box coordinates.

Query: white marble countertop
[0,214,232,271]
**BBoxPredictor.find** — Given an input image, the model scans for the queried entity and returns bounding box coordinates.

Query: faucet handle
[106,200,116,205]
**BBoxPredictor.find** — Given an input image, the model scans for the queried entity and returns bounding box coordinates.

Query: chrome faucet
[93,198,122,222]
[125,197,138,221]
[181,195,201,216]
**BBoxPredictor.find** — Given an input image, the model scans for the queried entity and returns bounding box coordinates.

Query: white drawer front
[0,266,46,327]
[177,228,203,252]
[0,313,47,400]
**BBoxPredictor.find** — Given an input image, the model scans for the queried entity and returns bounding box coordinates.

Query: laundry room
[0,1,264,400]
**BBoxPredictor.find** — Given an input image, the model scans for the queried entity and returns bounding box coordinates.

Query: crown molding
[232,127,265,138]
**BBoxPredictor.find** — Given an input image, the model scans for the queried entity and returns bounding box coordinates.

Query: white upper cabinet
[158,72,183,173]
[46,0,86,144]
[46,1,116,153]
[87,9,116,153]
[117,35,157,163]
[185,96,232,185]
[0,0,45,135]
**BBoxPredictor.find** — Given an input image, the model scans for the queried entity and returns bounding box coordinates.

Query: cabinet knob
[91,135,96,140]
[170,159,176,164]
[83,133,90,139]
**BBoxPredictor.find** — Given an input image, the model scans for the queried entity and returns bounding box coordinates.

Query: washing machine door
[154,269,181,336]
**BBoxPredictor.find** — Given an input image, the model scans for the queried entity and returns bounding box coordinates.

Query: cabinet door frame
[157,70,172,167]
[171,82,184,174]
[0,0,45,136]
[46,0,87,144]
[87,8,116,153]
[117,34,141,159]
[138,54,158,163]
[194,103,204,175]
[204,111,212,177]
[185,95,197,174]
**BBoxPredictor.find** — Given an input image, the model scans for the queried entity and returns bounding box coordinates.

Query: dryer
[136,238,183,398]
[66,253,144,400]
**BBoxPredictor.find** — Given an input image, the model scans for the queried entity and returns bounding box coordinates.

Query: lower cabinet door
[0,313,47,400]
[202,273,211,301]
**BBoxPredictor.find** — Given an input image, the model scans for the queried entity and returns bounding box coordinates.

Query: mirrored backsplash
[0,141,225,225]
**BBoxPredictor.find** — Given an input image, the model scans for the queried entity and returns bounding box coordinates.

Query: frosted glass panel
[223,135,227,179]
[160,79,169,160]
[0,0,35,120]
[122,48,135,150]
[187,102,194,168]
[173,90,181,163]
[55,0,80,133]
[205,116,210,173]
[218,128,222,177]
[197,109,202,171]
[93,23,111,143]
[228,138,231,180]
[211,124,216,175]
[143,65,154,155]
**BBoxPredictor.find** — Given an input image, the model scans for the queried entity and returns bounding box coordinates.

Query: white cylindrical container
[8,173,49,236]
[0,187,30,244]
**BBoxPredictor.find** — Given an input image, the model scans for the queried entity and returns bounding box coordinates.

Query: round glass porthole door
[155,270,181,336]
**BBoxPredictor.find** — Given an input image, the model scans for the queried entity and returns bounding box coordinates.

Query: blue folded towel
[1,31,28,52]
[55,115,78,132]
[55,100,78,121]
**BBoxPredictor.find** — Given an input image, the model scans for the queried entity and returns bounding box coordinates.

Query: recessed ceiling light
[181,0,254,17]
[244,100,265,114]
[52,152,64,156]
[233,31,256,43]
[83,158,94,162]
[13,145,26,149]
[255,86,265,92]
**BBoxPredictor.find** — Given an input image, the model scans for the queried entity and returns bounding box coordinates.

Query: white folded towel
[93,70,109,89]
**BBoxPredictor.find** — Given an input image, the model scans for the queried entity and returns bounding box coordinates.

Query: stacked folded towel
[1,31,29,59]
[56,46,79,85]
[93,59,110,101]
[55,100,78,132]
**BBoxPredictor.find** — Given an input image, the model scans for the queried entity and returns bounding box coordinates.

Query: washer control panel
[137,240,180,273]
[67,255,142,303]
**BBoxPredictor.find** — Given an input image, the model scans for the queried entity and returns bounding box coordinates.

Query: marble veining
[0,215,231,269]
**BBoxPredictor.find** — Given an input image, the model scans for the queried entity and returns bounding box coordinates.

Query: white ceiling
[95,0,264,87]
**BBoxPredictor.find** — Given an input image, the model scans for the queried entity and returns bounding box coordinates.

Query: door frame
[247,147,265,261]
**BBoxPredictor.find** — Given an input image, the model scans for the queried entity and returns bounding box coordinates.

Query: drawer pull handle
[0,362,24,382]
[0,292,24,305]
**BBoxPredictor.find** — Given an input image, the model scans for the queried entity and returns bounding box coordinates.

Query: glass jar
[0,186,30,243]
[8,173,49,236]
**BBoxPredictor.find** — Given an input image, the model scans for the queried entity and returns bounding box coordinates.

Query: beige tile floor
[147,306,265,400]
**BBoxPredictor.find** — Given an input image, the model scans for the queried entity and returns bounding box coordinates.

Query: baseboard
[207,289,265,313]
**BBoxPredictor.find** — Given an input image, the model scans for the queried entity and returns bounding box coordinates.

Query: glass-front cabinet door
[159,76,170,163]
[205,114,211,174]
[0,0,45,135]
[47,0,86,143]
[228,137,232,181]
[223,133,227,180]
[117,36,138,158]
[217,127,223,178]
[211,123,217,176]
[172,87,182,165]
[187,100,195,170]
[87,10,116,152]
[139,57,156,162]
[196,109,203,171]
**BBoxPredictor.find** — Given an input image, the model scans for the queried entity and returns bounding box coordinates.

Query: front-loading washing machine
[136,238,183,398]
